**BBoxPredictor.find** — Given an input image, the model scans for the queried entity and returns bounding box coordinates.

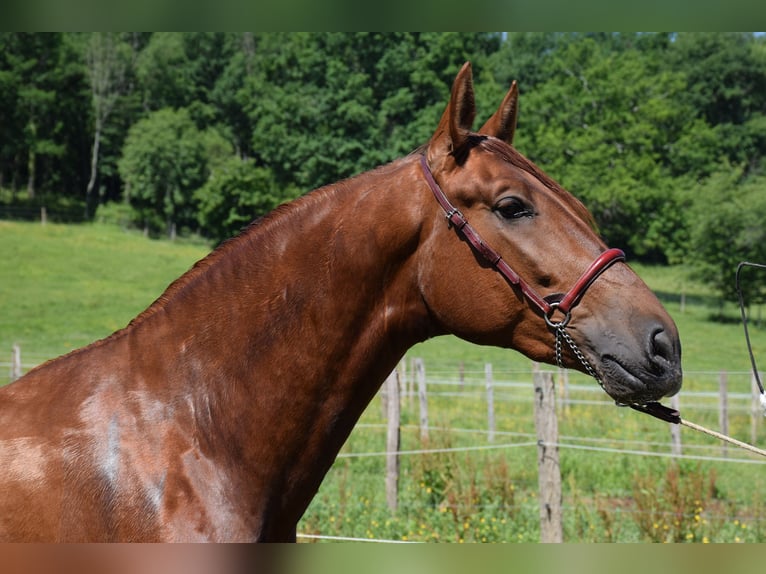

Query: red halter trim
[419,154,625,323]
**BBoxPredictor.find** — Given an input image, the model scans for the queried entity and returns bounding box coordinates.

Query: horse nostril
[650,328,675,365]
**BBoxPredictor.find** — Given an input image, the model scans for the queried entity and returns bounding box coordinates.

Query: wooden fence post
[557,367,569,410]
[719,371,729,458]
[670,393,682,457]
[401,359,413,408]
[485,363,495,443]
[533,365,563,543]
[415,358,429,441]
[385,369,400,512]
[11,344,22,382]
[752,372,762,446]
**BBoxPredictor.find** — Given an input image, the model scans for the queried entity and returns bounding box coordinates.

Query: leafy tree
[0,33,89,202]
[134,33,189,112]
[669,33,766,179]
[118,107,231,236]
[514,34,689,260]
[195,157,299,243]
[208,33,255,158]
[5,30,766,281]
[686,166,766,305]
[243,32,499,193]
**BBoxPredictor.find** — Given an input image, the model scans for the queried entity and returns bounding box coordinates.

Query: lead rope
[553,320,766,458]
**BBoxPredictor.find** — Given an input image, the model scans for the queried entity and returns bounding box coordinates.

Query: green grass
[2,220,766,542]
[0,220,209,365]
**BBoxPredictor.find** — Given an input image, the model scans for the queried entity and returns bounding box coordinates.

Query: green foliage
[118,107,232,236]
[513,36,691,260]
[242,33,498,192]
[0,33,90,199]
[93,200,138,228]
[195,156,299,243]
[632,462,719,543]
[686,166,766,305]
[4,32,766,300]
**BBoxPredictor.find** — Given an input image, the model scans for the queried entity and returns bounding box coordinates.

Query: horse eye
[495,197,533,220]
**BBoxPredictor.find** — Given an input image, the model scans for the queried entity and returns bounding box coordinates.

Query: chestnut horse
[0,63,681,542]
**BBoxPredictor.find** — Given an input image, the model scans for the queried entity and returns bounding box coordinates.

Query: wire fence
[297,360,766,542]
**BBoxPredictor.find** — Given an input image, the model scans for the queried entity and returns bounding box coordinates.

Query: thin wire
[357,422,755,453]
[336,441,538,459]
[547,439,766,465]
[296,533,418,543]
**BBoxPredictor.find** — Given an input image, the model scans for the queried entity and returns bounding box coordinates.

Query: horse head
[418,62,682,405]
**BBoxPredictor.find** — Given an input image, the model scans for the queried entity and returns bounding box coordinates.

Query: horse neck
[129,156,433,519]
[137,159,431,383]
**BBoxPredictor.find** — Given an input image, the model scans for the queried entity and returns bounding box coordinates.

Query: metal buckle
[445,208,463,227]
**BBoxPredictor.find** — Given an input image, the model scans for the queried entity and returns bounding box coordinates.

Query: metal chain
[554,326,606,392]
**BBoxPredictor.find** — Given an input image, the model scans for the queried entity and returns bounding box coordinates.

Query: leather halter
[419,154,625,327]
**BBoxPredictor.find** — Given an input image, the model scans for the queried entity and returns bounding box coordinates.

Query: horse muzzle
[593,321,683,405]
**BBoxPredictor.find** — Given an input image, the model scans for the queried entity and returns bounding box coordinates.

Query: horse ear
[427,62,476,165]
[478,80,518,145]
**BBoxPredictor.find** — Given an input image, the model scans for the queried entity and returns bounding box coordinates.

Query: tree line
[2,32,766,302]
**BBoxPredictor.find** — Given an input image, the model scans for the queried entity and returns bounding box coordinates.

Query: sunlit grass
[0,220,209,364]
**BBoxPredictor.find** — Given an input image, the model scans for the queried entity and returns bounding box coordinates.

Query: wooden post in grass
[415,358,428,441]
[485,363,495,443]
[670,393,681,457]
[719,371,729,458]
[385,369,400,512]
[401,359,412,409]
[11,344,22,382]
[557,367,569,410]
[533,364,563,543]
[751,372,762,446]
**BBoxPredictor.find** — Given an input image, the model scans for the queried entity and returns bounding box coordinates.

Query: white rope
[679,418,766,458]
[355,423,756,455]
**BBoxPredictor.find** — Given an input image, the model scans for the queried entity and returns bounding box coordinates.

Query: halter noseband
[419,154,625,378]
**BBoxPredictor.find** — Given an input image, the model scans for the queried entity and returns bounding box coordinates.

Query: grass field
[2,220,766,542]
[0,220,210,365]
